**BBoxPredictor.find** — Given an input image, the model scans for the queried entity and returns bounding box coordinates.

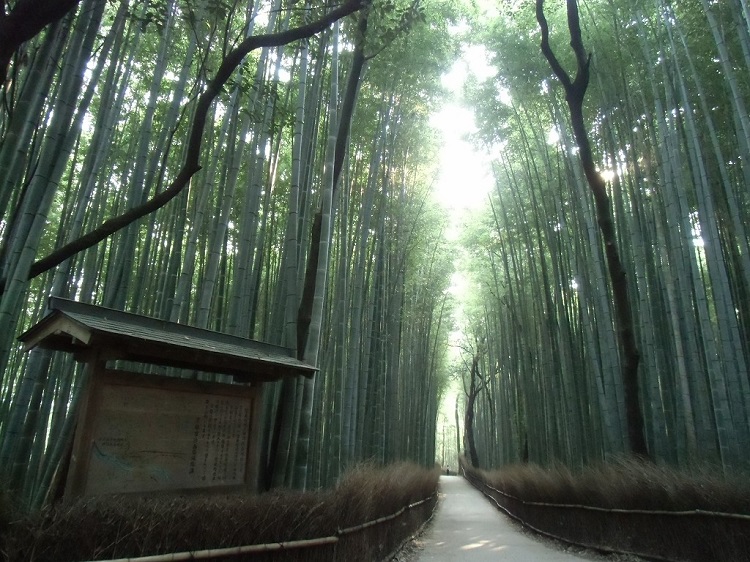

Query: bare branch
[535,0,648,458]
[25,0,368,284]
[535,0,572,91]
[0,0,82,88]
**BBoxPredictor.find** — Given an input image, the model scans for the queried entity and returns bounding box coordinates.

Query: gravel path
[394,475,619,562]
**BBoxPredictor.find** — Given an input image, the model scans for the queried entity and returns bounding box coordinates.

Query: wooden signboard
[65,368,261,498]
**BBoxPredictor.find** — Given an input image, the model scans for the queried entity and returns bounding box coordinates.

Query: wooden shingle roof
[19,297,315,382]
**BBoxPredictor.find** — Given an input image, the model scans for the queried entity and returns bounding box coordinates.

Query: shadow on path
[414,475,596,561]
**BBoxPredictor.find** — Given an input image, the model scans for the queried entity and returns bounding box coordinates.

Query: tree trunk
[464,353,482,468]
[536,0,648,458]
[0,0,81,89]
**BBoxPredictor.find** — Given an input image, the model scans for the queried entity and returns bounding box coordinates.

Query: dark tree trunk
[536,0,649,457]
[296,10,368,356]
[297,212,322,358]
[0,0,82,89]
[464,353,482,468]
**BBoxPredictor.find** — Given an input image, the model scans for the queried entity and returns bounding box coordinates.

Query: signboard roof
[19,297,315,382]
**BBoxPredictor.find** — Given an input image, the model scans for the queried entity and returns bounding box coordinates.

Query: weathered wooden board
[67,368,260,497]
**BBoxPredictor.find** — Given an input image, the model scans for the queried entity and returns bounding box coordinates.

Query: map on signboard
[85,383,253,495]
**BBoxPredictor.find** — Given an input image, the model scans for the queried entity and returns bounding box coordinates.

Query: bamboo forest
[1,0,749,515]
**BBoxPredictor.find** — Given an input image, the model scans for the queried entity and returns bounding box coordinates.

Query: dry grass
[474,456,750,513]
[0,462,439,562]
[461,456,750,561]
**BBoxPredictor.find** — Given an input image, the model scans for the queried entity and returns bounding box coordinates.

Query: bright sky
[431,105,493,216]
[429,45,497,445]
[429,42,496,334]
[430,45,495,221]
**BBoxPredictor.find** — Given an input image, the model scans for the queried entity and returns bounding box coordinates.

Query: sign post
[19,297,315,499]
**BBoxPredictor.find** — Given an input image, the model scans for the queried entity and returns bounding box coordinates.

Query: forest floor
[393,475,642,562]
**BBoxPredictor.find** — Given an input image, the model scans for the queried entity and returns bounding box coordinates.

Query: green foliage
[460,0,750,471]
[0,0,464,507]
[129,0,170,32]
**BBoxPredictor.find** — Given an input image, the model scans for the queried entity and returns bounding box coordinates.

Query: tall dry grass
[477,457,750,513]
[461,456,750,561]
[0,462,439,562]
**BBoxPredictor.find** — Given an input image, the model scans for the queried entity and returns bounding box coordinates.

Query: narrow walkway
[414,475,596,561]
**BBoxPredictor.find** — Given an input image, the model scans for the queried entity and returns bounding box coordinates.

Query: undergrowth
[476,456,750,513]
[0,462,439,562]
[462,456,750,561]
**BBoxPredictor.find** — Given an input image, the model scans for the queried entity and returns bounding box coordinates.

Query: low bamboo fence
[461,463,750,562]
[79,493,437,562]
